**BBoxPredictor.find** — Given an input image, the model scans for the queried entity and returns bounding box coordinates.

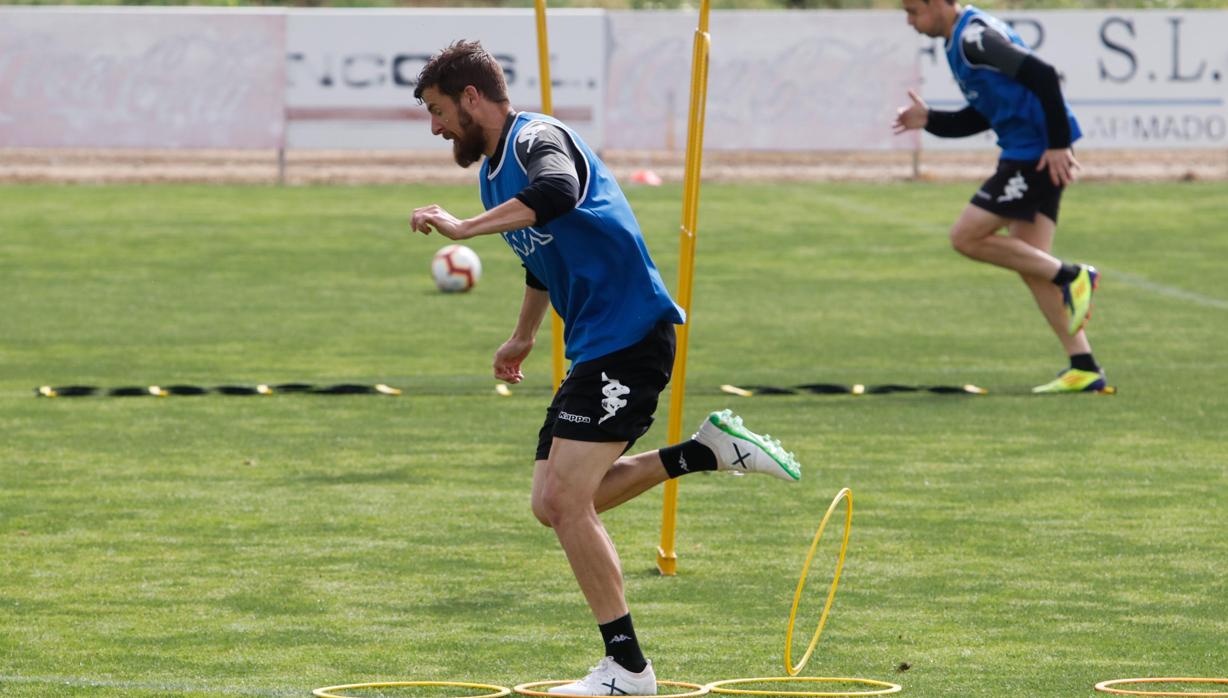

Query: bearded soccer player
[409,40,804,695]
[894,0,1108,393]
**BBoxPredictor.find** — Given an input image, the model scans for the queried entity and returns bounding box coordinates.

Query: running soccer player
[893,0,1108,393]
[409,40,803,696]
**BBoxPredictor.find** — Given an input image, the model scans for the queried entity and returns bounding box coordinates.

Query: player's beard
[452,106,486,168]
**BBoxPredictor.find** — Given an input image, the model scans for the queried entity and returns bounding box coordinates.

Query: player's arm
[892,89,989,137]
[494,283,551,384]
[925,106,991,138]
[513,123,584,225]
[411,198,536,240]
[961,19,1072,150]
[411,124,582,240]
[457,124,584,236]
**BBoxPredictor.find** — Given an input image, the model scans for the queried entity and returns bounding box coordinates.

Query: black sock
[1070,353,1099,373]
[599,613,647,673]
[1052,262,1080,286]
[659,439,717,479]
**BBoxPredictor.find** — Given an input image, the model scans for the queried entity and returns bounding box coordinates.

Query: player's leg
[592,450,670,513]
[535,438,632,623]
[1008,214,1091,356]
[951,160,1066,278]
[949,203,1063,279]
[535,452,668,522]
[1010,213,1107,393]
[955,160,1099,337]
[590,409,804,514]
[527,328,669,694]
[533,438,658,696]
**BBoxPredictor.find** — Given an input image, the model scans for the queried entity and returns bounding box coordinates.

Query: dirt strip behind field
[2,148,1224,185]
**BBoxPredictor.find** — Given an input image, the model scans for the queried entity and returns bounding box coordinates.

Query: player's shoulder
[962,12,1011,41]
[960,15,992,42]
[960,13,1027,64]
[514,119,571,157]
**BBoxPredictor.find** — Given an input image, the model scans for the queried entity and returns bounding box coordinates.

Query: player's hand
[411,204,471,239]
[892,89,929,134]
[1036,148,1080,187]
[494,336,534,384]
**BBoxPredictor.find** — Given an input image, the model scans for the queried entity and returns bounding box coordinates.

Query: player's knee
[536,493,568,528]
[530,487,554,527]
[949,227,979,257]
[531,498,554,528]
[536,488,587,528]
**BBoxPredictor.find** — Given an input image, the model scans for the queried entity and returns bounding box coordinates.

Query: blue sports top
[479,112,685,364]
[946,6,1082,160]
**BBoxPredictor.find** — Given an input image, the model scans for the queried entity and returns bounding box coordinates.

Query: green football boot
[1032,368,1108,394]
[1062,265,1100,335]
[693,409,802,482]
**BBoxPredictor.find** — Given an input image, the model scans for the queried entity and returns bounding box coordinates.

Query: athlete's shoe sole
[694,409,802,482]
[1032,368,1109,394]
[1063,265,1100,335]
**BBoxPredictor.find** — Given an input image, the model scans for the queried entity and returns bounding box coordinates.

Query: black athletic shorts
[970,158,1064,224]
[534,321,676,461]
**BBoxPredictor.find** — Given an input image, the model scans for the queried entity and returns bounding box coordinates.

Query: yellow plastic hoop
[1094,678,1228,696]
[514,680,709,698]
[784,487,853,676]
[706,676,900,697]
[313,680,513,698]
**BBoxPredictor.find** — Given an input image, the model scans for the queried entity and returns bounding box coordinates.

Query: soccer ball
[431,244,482,293]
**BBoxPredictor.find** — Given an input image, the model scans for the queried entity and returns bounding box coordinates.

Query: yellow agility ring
[784,487,853,676]
[514,680,709,698]
[1094,678,1228,696]
[313,681,513,698]
[707,676,900,697]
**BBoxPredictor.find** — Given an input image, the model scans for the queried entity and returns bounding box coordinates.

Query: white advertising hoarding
[1,8,1224,153]
[606,11,918,151]
[285,9,606,150]
[917,9,1228,150]
[0,8,285,149]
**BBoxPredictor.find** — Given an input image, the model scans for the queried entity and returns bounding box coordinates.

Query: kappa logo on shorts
[997,171,1028,202]
[599,372,631,424]
[558,411,592,424]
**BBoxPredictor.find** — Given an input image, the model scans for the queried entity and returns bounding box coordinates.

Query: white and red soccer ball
[431,244,482,293]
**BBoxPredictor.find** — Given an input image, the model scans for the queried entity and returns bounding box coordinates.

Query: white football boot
[693,409,802,482]
[547,657,657,696]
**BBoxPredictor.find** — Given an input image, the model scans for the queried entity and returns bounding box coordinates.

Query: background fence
[2,6,1226,181]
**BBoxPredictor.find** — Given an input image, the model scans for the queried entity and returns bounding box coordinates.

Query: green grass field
[2,181,1226,697]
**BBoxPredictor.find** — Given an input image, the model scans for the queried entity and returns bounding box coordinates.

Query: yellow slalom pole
[534,0,566,392]
[657,0,712,577]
